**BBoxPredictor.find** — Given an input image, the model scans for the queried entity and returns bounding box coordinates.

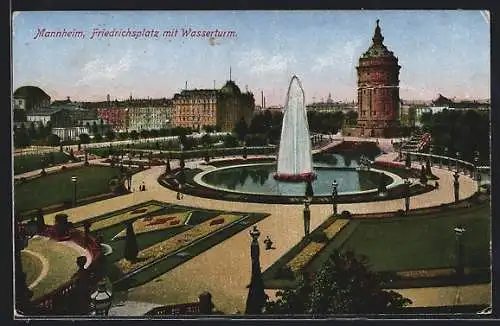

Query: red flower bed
[146,216,178,226]
[169,220,180,225]
[209,218,225,226]
[375,161,405,169]
[132,208,148,214]
[273,172,317,182]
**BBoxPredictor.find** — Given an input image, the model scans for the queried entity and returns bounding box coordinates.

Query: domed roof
[13,86,51,100]
[220,80,241,95]
[360,20,396,60]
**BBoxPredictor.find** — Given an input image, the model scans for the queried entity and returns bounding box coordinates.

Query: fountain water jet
[273,75,316,182]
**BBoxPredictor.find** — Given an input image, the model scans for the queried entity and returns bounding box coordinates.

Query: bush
[395,209,405,217]
[309,231,328,243]
[61,165,67,170]
[341,210,352,219]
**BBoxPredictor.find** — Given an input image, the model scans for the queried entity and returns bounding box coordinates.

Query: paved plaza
[33,149,480,314]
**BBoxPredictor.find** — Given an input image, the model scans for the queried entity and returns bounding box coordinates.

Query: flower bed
[209,218,225,226]
[112,211,191,239]
[286,219,349,272]
[88,204,164,232]
[116,213,242,274]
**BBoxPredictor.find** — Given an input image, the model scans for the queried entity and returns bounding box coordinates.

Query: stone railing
[29,226,104,315]
[400,151,479,178]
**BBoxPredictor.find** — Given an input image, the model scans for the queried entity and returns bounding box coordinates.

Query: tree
[46,134,61,146]
[93,134,103,142]
[28,122,37,140]
[150,129,159,138]
[140,129,150,139]
[91,121,98,135]
[130,130,139,140]
[79,133,91,144]
[265,250,411,314]
[234,117,248,143]
[14,124,31,148]
[124,223,139,262]
[105,130,116,141]
[223,134,239,148]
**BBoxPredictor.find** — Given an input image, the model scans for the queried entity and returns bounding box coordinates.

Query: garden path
[40,153,478,313]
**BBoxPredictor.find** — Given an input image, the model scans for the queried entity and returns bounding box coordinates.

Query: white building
[52,126,91,141]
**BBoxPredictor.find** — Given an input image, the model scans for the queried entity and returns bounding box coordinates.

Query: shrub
[309,231,328,243]
[61,165,67,170]
[396,209,405,217]
[341,210,352,219]
[209,218,225,226]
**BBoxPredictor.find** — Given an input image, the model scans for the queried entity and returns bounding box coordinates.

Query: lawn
[21,250,44,286]
[14,165,122,213]
[25,236,82,300]
[340,204,491,272]
[14,152,73,175]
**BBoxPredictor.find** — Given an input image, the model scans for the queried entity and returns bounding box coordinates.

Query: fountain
[273,75,316,182]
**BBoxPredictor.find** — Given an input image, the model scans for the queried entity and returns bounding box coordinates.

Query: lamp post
[474,151,480,193]
[453,171,460,203]
[71,176,78,207]
[331,180,338,216]
[90,279,113,316]
[404,177,411,213]
[455,152,460,173]
[303,200,311,237]
[453,226,466,278]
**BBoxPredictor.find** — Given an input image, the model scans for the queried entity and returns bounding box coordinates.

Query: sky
[12,11,490,106]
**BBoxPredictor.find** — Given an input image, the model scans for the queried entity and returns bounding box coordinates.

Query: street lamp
[90,279,113,316]
[305,180,314,204]
[474,151,480,192]
[71,176,78,207]
[455,152,460,173]
[453,171,460,203]
[453,226,466,278]
[331,180,338,216]
[404,177,411,213]
[303,200,311,237]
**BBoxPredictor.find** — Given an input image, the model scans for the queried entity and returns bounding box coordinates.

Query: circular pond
[195,154,401,197]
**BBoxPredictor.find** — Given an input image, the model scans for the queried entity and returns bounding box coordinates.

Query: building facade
[13,86,51,111]
[172,80,255,132]
[97,107,130,132]
[52,126,91,141]
[355,20,401,138]
[26,108,72,128]
[128,105,173,131]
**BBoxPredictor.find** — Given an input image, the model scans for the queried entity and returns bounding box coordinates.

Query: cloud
[76,51,134,86]
[237,49,296,74]
[311,39,364,72]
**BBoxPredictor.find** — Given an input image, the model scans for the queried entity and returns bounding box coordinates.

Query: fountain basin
[194,162,402,197]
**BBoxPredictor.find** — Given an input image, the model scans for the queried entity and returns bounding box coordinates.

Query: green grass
[25,237,81,300]
[111,211,269,291]
[340,204,491,272]
[14,152,73,175]
[21,250,44,286]
[14,165,122,213]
